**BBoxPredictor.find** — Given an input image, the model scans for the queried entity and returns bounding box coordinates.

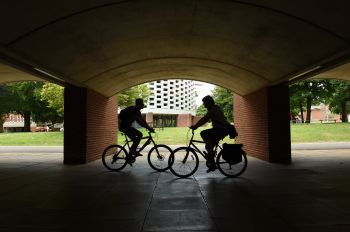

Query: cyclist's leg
[201,128,229,172]
[121,127,142,156]
[200,129,216,171]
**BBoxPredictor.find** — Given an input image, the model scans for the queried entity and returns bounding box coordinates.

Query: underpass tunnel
[1,1,350,164]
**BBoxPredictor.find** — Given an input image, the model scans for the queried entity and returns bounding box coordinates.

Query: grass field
[0,123,349,146]
[0,131,63,146]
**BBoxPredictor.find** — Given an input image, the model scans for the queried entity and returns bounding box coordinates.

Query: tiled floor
[0,149,349,232]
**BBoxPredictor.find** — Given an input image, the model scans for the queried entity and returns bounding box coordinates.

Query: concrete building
[145,79,196,114]
[142,79,198,127]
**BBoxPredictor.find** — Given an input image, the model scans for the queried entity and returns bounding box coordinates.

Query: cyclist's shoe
[206,164,216,173]
[131,151,143,157]
[125,156,134,167]
[134,152,143,157]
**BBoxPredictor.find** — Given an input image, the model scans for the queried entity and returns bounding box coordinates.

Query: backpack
[119,107,135,122]
[220,143,243,165]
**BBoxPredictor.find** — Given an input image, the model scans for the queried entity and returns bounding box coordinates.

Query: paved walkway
[0,149,349,231]
[1,142,350,153]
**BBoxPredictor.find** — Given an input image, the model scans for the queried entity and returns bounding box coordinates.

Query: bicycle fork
[182,148,194,164]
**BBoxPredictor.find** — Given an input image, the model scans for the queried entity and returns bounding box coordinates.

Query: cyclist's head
[135,98,145,109]
[202,95,215,109]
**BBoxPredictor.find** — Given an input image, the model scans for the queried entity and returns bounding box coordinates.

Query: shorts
[120,126,142,140]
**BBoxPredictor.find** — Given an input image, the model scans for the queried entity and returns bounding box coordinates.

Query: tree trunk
[299,102,304,123]
[306,97,312,123]
[23,112,31,132]
[0,117,4,133]
[341,101,348,122]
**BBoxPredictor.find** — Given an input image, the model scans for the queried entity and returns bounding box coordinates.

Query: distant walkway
[292,142,350,150]
[0,146,63,153]
[1,142,350,153]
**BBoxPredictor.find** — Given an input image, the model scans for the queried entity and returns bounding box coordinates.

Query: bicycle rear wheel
[216,149,247,177]
[102,145,128,171]
[148,144,172,172]
[169,147,199,178]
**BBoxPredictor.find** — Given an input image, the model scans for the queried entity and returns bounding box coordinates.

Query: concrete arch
[1,1,350,165]
[84,57,268,96]
[2,0,350,95]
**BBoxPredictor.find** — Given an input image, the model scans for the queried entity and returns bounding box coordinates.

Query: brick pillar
[145,112,153,127]
[234,83,291,163]
[64,85,117,164]
[177,114,193,127]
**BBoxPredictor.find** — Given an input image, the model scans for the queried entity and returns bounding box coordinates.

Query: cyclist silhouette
[119,98,154,164]
[190,95,230,172]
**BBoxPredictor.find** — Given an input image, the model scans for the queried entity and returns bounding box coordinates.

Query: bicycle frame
[187,130,221,159]
[121,131,156,154]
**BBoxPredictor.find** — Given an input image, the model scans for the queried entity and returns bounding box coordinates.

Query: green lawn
[0,131,63,146]
[291,123,350,143]
[0,123,349,146]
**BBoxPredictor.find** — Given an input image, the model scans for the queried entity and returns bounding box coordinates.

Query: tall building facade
[142,79,198,127]
[143,79,196,115]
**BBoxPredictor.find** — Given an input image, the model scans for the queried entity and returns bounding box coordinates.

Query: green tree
[5,81,64,131]
[195,86,234,122]
[6,81,44,131]
[289,80,334,123]
[40,83,64,117]
[118,84,151,108]
[212,86,234,122]
[195,104,207,116]
[0,84,14,132]
[327,80,350,122]
[289,83,307,122]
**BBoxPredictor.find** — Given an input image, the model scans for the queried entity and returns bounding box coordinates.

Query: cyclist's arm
[135,112,154,131]
[191,113,210,130]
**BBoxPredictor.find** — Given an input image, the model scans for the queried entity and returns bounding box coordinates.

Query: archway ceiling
[1,0,350,96]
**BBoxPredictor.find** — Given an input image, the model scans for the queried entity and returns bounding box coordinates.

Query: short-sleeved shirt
[206,105,230,129]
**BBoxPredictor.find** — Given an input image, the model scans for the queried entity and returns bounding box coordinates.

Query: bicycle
[168,129,247,178]
[102,130,172,172]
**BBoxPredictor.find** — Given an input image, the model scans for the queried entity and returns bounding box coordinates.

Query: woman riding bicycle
[190,95,231,172]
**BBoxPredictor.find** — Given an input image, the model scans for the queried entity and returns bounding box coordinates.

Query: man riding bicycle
[119,98,154,164]
[190,95,231,172]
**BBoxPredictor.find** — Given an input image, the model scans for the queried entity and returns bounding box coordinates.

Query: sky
[194,81,215,106]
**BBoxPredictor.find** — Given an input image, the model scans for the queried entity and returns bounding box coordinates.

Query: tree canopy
[195,86,234,122]
[327,80,350,122]
[289,80,334,123]
[0,81,64,132]
[118,84,151,108]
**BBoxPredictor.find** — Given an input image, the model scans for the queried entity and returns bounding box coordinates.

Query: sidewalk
[0,149,349,231]
[1,142,350,153]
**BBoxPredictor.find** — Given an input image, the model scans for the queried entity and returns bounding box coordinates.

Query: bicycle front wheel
[216,149,248,177]
[148,144,172,172]
[169,147,199,178]
[102,145,128,171]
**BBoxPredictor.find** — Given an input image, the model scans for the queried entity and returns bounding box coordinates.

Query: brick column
[234,83,291,163]
[64,85,117,164]
[177,114,193,127]
[145,112,154,127]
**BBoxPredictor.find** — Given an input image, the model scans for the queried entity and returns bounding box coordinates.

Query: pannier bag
[220,143,243,164]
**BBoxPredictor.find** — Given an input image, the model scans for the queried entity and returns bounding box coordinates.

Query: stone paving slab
[0,150,349,232]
